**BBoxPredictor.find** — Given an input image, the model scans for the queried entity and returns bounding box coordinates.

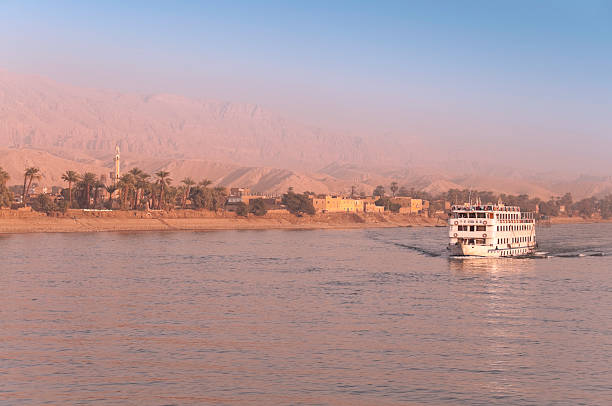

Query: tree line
[0,165,318,217]
[371,182,612,219]
[2,165,611,219]
[0,166,230,213]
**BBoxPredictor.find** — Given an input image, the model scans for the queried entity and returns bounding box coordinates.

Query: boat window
[476,226,486,231]
[477,212,485,218]
[469,213,476,218]
[469,225,475,231]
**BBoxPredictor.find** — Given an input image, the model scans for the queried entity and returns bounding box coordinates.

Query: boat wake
[366,231,443,257]
[391,242,441,257]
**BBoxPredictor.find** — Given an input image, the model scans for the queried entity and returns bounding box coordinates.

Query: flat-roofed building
[311,195,364,213]
[392,197,426,214]
[364,202,384,213]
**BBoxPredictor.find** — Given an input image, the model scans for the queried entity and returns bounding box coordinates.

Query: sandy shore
[0,211,447,234]
[547,216,612,225]
[4,210,607,234]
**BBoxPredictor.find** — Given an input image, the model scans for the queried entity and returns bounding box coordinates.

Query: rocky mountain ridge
[1,69,611,200]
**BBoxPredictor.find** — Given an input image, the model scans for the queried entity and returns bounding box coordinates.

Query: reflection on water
[1,225,611,405]
[448,257,536,274]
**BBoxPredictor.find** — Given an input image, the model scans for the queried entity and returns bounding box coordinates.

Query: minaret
[113,145,121,183]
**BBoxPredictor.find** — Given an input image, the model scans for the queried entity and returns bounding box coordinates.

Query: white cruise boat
[448,203,536,257]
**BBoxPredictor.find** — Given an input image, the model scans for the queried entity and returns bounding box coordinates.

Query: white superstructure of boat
[448,203,536,257]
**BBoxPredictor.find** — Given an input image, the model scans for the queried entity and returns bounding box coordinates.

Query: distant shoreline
[1,210,610,234]
[546,216,612,225]
[0,211,446,234]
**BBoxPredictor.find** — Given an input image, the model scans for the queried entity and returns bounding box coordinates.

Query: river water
[1,224,611,405]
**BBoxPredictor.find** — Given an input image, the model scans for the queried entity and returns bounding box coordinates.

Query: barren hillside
[1,69,610,200]
[0,69,382,171]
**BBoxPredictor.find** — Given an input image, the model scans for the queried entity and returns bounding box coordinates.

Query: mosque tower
[113,145,120,183]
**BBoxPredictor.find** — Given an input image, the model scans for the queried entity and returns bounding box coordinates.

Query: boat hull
[449,243,536,258]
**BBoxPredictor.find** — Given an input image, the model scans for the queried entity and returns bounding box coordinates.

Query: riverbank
[547,216,612,224]
[0,210,446,233]
[4,209,609,234]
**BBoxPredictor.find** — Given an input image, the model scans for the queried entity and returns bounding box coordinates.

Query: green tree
[79,172,97,209]
[211,186,228,211]
[32,193,57,213]
[282,189,315,215]
[181,177,196,208]
[0,167,8,186]
[93,180,106,208]
[373,185,385,197]
[129,168,150,209]
[22,167,41,206]
[105,184,117,209]
[249,198,267,216]
[600,195,612,219]
[199,179,212,188]
[117,173,135,209]
[61,170,80,208]
[390,182,399,198]
[375,197,401,213]
[0,167,12,207]
[155,171,172,210]
[235,202,248,217]
[559,193,573,209]
[574,197,597,218]
[397,186,410,197]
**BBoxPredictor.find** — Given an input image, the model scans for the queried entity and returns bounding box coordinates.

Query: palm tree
[155,171,171,210]
[0,167,9,187]
[129,168,150,209]
[22,167,41,206]
[80,172,97,209]
[129,168,143,207]
[181,177,195,208]
[199,179,212,189]
[105,184,117,207]
[61,170,80,208]
[117,173,135,209]
[0,167,10,208]
[212,186,228,211]
[93,180,105,208]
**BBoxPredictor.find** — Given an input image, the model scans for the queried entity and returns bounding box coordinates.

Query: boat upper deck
[449,204,535,222]
[451,204,521,212]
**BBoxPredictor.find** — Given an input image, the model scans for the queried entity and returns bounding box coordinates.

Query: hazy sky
[1,1,611,173]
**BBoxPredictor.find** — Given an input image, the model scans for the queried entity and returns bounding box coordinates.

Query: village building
[364,201,384,213]
[311,195,364,213]
[391,197,427,214]
[226,187,282,211]
[309,195,384,214]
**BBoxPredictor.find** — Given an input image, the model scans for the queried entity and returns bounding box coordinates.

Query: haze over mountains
[1,69,611,199]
